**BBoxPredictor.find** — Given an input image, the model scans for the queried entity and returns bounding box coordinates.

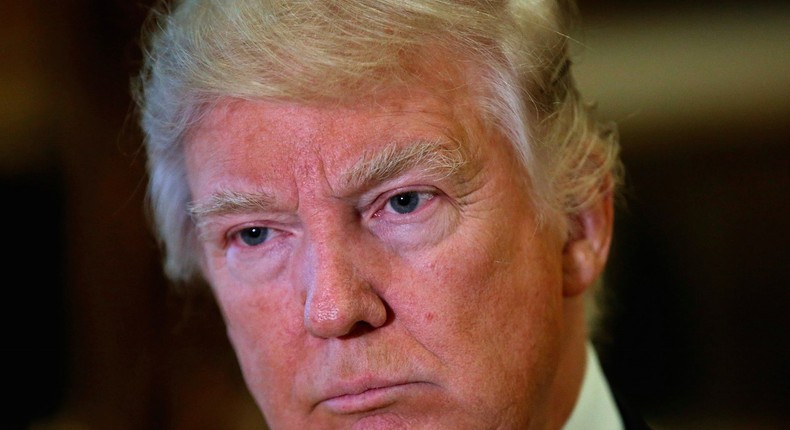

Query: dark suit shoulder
[610,386,653,430]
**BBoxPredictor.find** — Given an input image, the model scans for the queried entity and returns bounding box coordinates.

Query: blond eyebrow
[187,189,277,227]
[187,140,468,226]
[344,139,469,191]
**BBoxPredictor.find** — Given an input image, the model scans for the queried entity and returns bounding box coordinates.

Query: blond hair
[134,0,622,284]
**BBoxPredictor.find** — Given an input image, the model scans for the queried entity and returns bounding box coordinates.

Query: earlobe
[561,191,614,297]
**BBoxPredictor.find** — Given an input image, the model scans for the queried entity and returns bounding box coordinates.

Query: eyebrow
[343,139,469,192]
[187,139,470,225]
[187,189,278,228]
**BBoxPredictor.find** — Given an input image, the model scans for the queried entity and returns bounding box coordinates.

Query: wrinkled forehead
[186,101,467,205]
[187,49,493,151]
[178,46,509,205]
[185,81,482,171]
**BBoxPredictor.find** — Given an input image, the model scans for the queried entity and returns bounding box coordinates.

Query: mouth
[318,380,427,415]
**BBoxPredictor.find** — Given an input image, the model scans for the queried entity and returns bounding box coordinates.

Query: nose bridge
[298,216,387,338]
[308,229,356,298]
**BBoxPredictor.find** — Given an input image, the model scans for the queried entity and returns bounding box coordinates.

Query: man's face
[185,81,571,429]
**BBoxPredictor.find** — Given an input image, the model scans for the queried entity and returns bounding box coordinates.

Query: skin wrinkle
[187,136,477,238]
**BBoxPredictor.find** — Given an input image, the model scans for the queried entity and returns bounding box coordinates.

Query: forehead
[197,87,464,146]
[184,83,489,197]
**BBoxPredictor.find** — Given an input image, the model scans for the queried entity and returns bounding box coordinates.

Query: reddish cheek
[406,249,495,330]
[219,287,303,354]
[431,251,494,297]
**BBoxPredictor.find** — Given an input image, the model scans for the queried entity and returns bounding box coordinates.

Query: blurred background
[2,1,787,429]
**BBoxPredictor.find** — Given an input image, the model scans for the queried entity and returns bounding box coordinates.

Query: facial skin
[184,74,610,429]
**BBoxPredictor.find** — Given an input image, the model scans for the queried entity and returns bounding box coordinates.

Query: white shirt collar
[562,342,624,430]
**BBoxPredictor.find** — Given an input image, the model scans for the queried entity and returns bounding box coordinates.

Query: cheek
[412,222,563,321]
[413,243,563,349]
[202,243,301,360]
[402,223,566,399]
[212,282,304,406]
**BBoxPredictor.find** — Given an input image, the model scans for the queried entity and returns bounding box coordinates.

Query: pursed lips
[315,377,428,415]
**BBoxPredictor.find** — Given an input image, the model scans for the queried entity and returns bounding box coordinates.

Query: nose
[299,234,388,338]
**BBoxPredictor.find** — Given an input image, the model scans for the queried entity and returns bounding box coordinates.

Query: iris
[389,192,422,214]
[239,227,269,246]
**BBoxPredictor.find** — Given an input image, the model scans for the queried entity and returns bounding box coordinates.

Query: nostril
[338,301,393,340]
[338,321,378,340]
[299,243,391,338]
[303,286,392,339]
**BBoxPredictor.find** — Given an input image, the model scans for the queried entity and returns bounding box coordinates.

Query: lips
[317,378,427,414]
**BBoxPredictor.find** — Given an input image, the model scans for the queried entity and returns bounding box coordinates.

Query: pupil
[391,192,419,214]
[240,227,268,246]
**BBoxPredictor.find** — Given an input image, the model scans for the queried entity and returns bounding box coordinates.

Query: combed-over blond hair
[134,0,622,287]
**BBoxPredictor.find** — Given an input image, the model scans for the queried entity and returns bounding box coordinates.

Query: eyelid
[224,218,292,249]
[368,186,439,219]
[230,225,271,247]
[383,191,435,215]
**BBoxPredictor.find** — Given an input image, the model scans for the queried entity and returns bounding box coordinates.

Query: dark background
[3,1,787,429]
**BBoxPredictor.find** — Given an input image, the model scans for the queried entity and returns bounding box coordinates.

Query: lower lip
[322,382,423,414]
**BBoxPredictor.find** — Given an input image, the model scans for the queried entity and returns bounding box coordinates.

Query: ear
[562,190,615,297]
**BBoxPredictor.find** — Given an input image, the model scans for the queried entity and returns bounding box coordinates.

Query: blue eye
[388,191,424,214]
[238,227,269,246]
